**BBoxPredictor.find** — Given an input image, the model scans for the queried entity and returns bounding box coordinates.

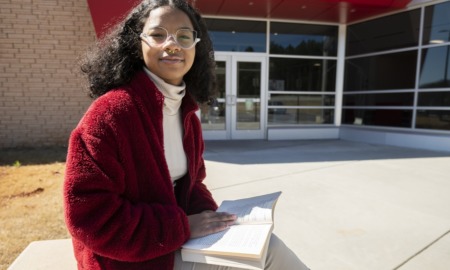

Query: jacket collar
[130,70,199,118]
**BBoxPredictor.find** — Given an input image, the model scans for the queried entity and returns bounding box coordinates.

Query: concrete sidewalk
[203,139,450,270]
[8,140,450,269]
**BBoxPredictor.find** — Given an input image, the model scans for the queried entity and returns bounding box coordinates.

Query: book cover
[181,192,282,270]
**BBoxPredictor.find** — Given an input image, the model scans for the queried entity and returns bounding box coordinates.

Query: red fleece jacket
[63,71,218,269]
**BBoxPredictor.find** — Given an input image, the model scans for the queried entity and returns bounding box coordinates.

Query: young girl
[63,1,309,269]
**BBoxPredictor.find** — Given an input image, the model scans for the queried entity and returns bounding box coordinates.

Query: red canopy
[87,0,412,38]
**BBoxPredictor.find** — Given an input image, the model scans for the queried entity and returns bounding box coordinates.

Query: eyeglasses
[140,27,201,49]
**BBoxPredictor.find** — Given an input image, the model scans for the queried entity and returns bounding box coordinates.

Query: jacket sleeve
[185,158,218,214]
[63,103,190,263]
[182,112,218,215]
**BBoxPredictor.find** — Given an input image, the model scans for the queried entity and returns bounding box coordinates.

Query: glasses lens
[176,29,196,48]
[146,28,168,45]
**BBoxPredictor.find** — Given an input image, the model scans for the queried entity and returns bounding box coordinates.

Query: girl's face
[141,6,196,86]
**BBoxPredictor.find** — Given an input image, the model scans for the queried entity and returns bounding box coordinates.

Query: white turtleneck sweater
[144,68,188,184]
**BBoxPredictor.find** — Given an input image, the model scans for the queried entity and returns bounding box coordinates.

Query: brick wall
[0,0,96,148]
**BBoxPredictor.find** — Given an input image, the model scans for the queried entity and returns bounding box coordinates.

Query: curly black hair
[80,0,216,103]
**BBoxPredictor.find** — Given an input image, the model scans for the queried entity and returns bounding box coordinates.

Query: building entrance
[201,54,267,140]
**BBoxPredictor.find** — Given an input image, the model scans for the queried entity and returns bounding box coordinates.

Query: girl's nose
[163,34,180,48]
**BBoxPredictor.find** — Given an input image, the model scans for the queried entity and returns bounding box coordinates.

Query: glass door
[232,56,266,139]
[201,54,266,140]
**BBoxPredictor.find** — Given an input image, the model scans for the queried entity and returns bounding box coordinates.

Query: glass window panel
[343,93,414,106]
[200,102,225,130]
[416,110,450,131]
[268,109,334,125]
[237,62,261,97]
[201,61,226,130]
[236,102,260,130]
[270,22,338,56]
[215,61,226,98]
[344,51,417,91]
[418,91,450,107]
[269,58,336,92]
[423,1,450,45]
[205,18,266,52]
[342,109,412,128]
[269,94,335,107]
[236,61,261,130]
[419,46,450,88]
[347,9,420,56]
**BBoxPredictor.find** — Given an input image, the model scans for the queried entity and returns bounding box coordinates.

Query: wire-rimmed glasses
[140,27,201,49]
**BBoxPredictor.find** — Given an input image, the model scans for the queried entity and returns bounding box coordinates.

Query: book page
[182,224,273,258]
[217,192,281,224]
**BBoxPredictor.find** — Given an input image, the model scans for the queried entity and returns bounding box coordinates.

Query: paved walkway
[203,139,450,270]
[9,140,450,270]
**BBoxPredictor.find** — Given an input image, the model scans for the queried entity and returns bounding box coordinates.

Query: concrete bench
[8,239,77,270]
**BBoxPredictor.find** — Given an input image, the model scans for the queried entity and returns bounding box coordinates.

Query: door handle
[226,95,237,106]
[226,95,232,105]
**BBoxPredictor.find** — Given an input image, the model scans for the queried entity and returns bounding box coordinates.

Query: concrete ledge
[8,239,76,270]
[268,126,340,140]
[340,126,450,152]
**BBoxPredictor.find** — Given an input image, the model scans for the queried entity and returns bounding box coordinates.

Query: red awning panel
[188,0,412,23]
[86,0,412,37]
[321,0,411,8]
[86,0,140,38]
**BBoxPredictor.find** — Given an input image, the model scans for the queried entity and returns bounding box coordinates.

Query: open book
[181,191,282,270]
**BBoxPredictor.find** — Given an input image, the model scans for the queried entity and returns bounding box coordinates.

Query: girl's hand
[187,211,237,239]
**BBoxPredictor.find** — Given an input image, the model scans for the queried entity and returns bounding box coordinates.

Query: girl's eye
[178,35,192,40]
[149,33,167,42]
